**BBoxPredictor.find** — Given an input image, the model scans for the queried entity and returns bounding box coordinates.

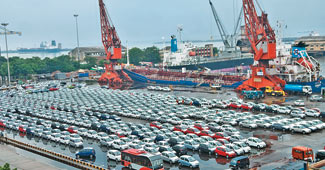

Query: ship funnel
[171,35,178,53]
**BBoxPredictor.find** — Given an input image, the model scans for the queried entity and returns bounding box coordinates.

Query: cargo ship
[16,40,70,53]
[126,43,325,93]
[163,36,254,71]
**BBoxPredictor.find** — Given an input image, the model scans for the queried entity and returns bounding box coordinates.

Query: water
[6,51,69,59]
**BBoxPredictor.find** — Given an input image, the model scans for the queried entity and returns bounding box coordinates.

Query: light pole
[1,23,10,87]
[162,37,166,70]
[74,14,80,66]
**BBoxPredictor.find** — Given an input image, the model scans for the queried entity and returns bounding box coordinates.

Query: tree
[143,46,161,63]
[0,163,17,170]
[213,47,219,56]
[128,47,144,65]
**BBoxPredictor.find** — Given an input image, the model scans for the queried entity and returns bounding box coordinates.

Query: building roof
[296,36,325,42]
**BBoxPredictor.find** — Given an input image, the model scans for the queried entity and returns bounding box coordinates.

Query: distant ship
[162,36,254,71]
[16,40,69,53]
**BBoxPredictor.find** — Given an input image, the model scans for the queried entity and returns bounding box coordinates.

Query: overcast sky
[0,0,324,50]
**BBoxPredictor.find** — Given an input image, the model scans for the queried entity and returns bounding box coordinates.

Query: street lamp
[74,14,80,66]
[1,23,10,87]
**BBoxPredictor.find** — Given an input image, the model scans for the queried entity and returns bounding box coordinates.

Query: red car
[212,132,230,141]
[150,121,162,129]
[198,130,215,137]
[215,146,237,158]
[229,102,242,109]
[115,131,126,138]
[49,87,59,91]
[0,121,5,127]
[173,126,187,133]
[184,127,200,135]
[194,123,209,131]
[217,138,230,145]
[67,126,78,134]
[18,125,27,133]
[241,103,253,110]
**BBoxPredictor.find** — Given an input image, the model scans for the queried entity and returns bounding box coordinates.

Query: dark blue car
[76,147,96,159]
[271,123,287,132]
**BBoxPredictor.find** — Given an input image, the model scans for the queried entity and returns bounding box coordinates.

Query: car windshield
[187,157,196,162]
[255,138,262,143]
[113,151,120,156]
[225,147,232,152]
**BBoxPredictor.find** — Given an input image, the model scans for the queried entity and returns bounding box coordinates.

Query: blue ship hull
[125,69,325,93]
[124,69,241,88]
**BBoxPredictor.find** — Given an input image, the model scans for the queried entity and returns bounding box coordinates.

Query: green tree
[213,47,219,56]
[143,46,161,63]
[128,47,144,65]
[0,163,17,170]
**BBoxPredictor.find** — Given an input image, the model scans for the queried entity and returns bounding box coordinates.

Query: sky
[0,0,324,50]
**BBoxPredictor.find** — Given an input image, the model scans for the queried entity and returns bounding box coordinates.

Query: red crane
[237,0,285,91]
[98,0,133,89]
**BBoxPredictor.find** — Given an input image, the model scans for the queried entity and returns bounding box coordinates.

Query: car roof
[232,156,249,161]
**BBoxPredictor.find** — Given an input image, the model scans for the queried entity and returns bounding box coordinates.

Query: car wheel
[76,155,80,159]
[215,152,218,156]
[303,131,306,135]
[257,145,261,149]
[226,155,229,159]
[116,159,119,162]
[169,160,172,164]
[190,165,193,169]
[90,155,93,159]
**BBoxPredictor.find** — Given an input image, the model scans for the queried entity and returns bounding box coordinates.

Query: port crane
[209,0,243,52]
[236,0,286,91]
[97,0,133,89]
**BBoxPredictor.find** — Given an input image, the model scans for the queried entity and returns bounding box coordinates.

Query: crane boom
[98,0,133,89]
[209,0,230,48]
[243,0,276,61]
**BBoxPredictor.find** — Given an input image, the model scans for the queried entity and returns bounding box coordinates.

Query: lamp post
[162,37,166,70]
[74,14,80,66]
[1,23,10,87]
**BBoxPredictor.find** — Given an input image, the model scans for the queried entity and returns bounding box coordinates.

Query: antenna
[177,25,183,43]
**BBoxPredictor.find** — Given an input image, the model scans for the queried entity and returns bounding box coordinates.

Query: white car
[233,141,251,154]
[97,132,109,140]
[239,120,258,129]
[86,130,98,139]
[69,138,83,148]
[107,150,121,161]
[304,109,320,117]
[246,137,266,149]
[294,100,305,106]
[161,151,179,164]
[112,140,128,150]
[50,133,61,142]
[277,107,291,114]
[226,144,245,156]
[59,135,70,145]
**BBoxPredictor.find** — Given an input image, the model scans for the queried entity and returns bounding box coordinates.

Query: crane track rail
[0,136,108,170]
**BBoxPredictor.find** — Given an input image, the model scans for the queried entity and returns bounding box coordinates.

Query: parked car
[215,146,236,158]
[76,147,95,159]
[178,155,199,168]
[229,156,250,169]
[161,151,179,164]
[107,150,121,161]
[290,124,312,134]
[309,95,323,102]
[199,143,216,155]
[69,138,83,148]
[291,110,306,119]
[172,144,187,156]
[294,100,305,106]
[246,137,266,149]
[316,150,325,162]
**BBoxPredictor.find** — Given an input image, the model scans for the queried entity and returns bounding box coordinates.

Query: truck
[265,86,286,96]
[241,90,264,100]
[284,84,312,95]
